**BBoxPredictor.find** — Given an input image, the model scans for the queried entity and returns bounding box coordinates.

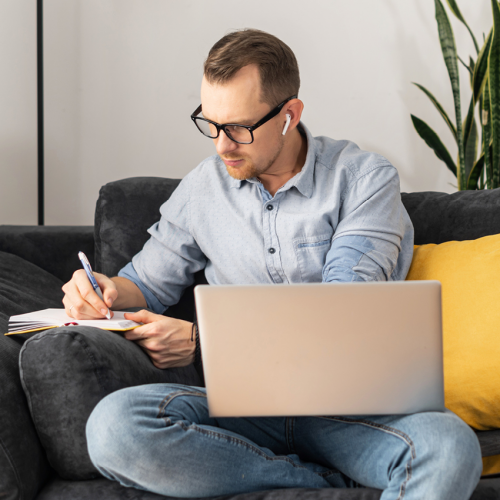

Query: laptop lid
[194,281,444,417]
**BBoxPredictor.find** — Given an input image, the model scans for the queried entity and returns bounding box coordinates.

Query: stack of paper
[6,309,141,335]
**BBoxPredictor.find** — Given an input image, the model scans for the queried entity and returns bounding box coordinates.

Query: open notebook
[5,309,141,335]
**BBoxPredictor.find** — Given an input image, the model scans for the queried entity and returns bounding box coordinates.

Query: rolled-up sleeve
[117,173,207,312]
[322,165,412,283]
[118,262,167,314]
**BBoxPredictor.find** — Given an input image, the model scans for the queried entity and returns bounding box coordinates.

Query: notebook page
[9,309,140,330]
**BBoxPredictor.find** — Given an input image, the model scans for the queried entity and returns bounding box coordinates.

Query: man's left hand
[123,310,195,369]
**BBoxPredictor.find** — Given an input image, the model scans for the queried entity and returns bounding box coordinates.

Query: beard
[222,138,285,181]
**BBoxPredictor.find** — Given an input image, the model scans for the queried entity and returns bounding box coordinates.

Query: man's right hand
[62,270,117,319]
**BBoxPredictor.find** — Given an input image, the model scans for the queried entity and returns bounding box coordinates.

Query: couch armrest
[0,332,52,500]
[0,225,94,283]
[19,323,202,480]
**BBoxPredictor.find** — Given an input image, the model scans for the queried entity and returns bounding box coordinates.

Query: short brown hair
[203,28,300,107]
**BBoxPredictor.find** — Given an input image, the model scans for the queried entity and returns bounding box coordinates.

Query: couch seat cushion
[36,477,383,500]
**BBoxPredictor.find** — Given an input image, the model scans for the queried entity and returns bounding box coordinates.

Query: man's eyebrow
[201,112,255,125]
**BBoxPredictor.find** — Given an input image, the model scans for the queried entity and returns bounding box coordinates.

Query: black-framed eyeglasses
[190,95,297,145]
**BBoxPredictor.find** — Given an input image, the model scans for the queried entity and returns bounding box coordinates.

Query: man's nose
[216,129,238,156]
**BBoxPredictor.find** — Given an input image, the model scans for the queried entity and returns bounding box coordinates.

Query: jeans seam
[154,390,334,478]
[157,390,207,420]
[318,469,342,478]
[172,420,316,473]
[318,416,415,499]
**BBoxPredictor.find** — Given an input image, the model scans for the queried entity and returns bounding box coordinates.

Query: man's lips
[223,158,243,167]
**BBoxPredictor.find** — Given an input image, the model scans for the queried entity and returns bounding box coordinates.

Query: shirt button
[268,247,276,254]
[266,204,273,211]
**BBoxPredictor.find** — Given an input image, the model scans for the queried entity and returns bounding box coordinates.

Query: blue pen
[78,251,111,319]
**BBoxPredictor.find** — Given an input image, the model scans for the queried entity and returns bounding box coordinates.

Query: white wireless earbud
[282,114,291,135]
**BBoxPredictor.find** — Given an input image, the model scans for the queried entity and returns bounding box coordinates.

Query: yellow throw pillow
[406,234,500,431]
[482,454,500,477]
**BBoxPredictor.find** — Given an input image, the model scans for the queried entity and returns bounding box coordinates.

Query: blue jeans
[86,383,482,499]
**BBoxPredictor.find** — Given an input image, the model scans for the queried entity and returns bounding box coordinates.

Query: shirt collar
[229,177,243,189]
[228,121,316,198]
[287,122,315,198]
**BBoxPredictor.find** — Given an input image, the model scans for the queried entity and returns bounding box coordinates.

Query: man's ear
[283,98,304,134]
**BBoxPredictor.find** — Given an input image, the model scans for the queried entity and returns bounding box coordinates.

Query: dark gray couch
[2,177,500,500]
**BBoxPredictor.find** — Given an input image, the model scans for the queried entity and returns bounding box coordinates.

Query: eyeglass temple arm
[250,95,298,130]
[191,104,202,118]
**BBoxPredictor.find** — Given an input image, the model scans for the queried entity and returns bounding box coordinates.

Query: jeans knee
[422,412,482,478]
[86,383,205,473]
[452,422,482,477]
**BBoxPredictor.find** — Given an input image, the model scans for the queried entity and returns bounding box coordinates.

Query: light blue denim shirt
[119,122,414,314]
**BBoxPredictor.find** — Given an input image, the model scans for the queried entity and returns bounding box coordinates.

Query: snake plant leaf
[463,95,476,160]
[445,0,480,54]
[483,75,492,187]
[412,83,458,142]
[468,57,476,88]
[467,152,484,189]
[469,56,475,74]
[411,115,457,176]
[458,56,475,87]
[464,116,478,183]
[472,29,493,103]
[458,56,473,80]
[435,0,465,188]
[489,0,500,188]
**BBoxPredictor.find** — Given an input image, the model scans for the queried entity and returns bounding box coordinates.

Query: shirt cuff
[323,265,367,283]
[118,262,168,314]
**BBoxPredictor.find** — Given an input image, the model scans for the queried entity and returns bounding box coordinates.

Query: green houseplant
[411,0,500,190]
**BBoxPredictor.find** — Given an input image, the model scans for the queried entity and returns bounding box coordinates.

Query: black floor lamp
[37,0,44,225]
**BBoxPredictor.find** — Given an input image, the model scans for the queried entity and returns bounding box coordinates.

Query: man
[63,29,482,499]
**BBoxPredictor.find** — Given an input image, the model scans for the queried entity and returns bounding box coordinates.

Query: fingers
[123,324,148,341]
[62,269,116,320]
[132,333,195,369]
[62,292,103,320]
[148,343,195,369]
[122,318,164,341]
[123,317,196,369]
[122,313,181,342]
[62,295,80,319]
[95,273,118,308]
[124,310,162,324]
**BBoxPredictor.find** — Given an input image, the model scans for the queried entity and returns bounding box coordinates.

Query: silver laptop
[194,281,444,417]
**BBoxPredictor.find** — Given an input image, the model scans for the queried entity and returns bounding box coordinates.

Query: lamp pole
[37,0,44,225]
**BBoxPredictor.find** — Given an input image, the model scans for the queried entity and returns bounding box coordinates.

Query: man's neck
[257,127,308,197]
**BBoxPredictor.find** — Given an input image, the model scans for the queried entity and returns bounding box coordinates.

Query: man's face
[200,64,285,180]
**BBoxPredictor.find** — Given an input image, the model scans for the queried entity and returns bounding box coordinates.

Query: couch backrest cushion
[94,177,207,322]
[401,188,500,244]
[95,177,181,277]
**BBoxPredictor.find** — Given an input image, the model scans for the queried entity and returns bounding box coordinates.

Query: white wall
[0,0,493,225]
[0,0,37,224]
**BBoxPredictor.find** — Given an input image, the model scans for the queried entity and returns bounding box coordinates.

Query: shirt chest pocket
[293,233,333,282]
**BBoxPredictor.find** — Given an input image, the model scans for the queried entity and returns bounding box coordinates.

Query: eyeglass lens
[194,119,253,144]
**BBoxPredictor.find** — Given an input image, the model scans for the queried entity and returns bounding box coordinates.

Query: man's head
[197,29,304,181]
